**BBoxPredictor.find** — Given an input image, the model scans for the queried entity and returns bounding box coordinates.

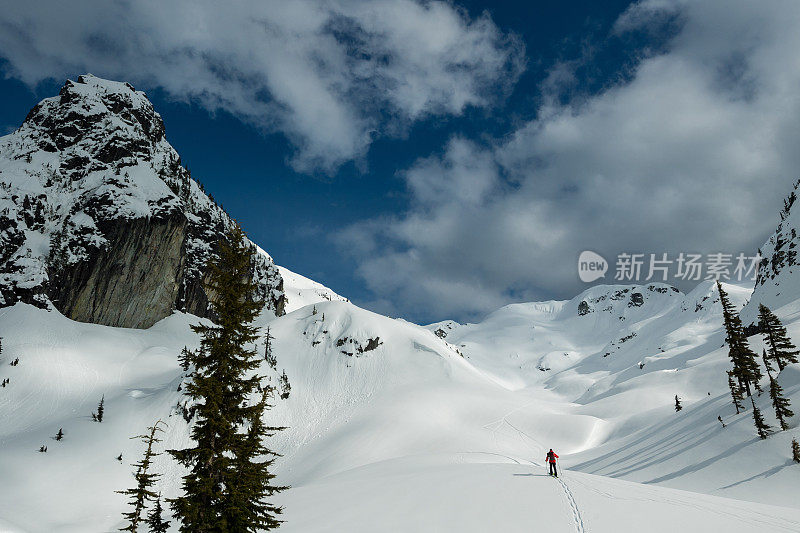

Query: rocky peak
[22,74,165,158]
[0,74,285,327]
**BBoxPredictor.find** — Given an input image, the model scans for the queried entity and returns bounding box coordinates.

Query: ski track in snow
[482,400,588,532]
[557,474,587,533]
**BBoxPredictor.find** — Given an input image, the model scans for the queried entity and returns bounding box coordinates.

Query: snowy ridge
[276,264,348,314]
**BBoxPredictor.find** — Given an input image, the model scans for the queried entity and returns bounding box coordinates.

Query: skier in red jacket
[546,449,559,477]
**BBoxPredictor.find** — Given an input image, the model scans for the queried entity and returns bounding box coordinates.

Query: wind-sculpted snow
[0,74,284,326]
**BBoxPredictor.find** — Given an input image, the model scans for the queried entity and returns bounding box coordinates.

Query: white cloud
[0,0,524,173]
[339,0,800,322]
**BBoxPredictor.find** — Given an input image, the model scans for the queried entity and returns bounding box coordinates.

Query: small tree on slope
[94,395,105,423]
[793,439,800,463]
[146,494,170,533]
[264,326,276,370]
[759,304,800,371]
[674,395,682,412]
[718,282,762,396]
[169,226,286,532]
[117,421,166,532]
[750,395,770,439]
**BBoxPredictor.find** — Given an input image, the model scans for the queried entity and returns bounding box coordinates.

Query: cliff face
[0,74,285,328]
[740,181,800,325]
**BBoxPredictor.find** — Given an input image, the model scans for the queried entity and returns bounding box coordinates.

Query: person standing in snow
[546,449,559,477]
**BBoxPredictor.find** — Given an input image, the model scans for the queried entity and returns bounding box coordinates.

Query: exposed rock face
[0,74,285,328]
[49,214,187,328]
[741,181,800,325]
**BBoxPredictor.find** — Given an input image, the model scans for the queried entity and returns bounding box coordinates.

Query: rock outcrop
[0,74,285,328]
[741,180,800,325]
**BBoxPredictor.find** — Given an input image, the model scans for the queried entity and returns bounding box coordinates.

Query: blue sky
[1,1,799,323]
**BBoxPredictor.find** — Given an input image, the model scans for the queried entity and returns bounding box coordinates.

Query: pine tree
[768,375,794,430]
[117,421,167,532]
[226,390,288,532]
[95,395,105,423]
[264,327,277,370]
[762,348,794,430]
[178,346,193,372]
[750,395,770,439]
[759,304,800,371]
[279,370,291,400]
[55,428,64,441]
[146,494,170,533]
[169,227,286,532]
[718,282,762,397]
[727,371,745,414]
[674,395,682,412]
[312,305,317,315]
[792,438,800,463]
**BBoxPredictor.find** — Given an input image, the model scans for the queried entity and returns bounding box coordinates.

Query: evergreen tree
[674,395,682,412]
[763,349,794,430]
[718,282,762,396]
[312,305,317,316]
[749,395,770,439]
[759,304,800,371]
[95,395,105,423]
[169,227,285,532]
[264,327,276,370]
[768,375,794,430]
[117,421,166,532]
[55,428,64,441]
[279,370,291,400]
[146,494,170,533]
[178,346,193,372]
[226,390,288,532]
[762,349,775,374]
[727,371,745,414]
[793,438,800,463]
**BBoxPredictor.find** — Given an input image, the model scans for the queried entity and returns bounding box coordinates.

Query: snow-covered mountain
[2,76,800,532]
[0,75,285,328]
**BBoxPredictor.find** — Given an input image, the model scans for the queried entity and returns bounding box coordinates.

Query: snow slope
[276,265,348,314]
[2,276,800,531]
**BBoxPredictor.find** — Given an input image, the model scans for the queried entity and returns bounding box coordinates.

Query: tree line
[717,282,799,460]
